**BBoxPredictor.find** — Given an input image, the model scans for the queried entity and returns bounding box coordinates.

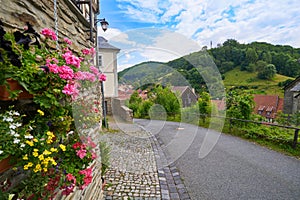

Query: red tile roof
[253,95,283,119]
[211,98,226,111]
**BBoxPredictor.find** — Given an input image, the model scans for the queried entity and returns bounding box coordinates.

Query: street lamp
[94,18,109,128]
[95,18,109,32]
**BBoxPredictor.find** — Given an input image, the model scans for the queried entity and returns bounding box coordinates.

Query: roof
[291,82,300,92]
[98,36,120,51]
[171,86,190,96]
[284,76,300,90]
[211,99,226,111]
[253,94,283,119]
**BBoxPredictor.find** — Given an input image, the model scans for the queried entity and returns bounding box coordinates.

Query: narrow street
[135,119,300,200]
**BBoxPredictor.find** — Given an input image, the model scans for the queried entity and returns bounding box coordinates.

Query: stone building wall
[283,77,300,114]
[0,0,95,50]
[0,0,104,199]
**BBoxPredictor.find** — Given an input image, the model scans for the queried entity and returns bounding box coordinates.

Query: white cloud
[138,30,201,62]
[113,0,300,47]
[104,0,300,71]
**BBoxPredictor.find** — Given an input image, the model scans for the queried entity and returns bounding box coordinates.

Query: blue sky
[98,0,300,71]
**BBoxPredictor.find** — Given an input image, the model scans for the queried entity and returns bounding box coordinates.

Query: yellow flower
[43,168,48,172]
[37,109,44,116]
[34,149,39,152]
[52,160,57,166]
[46,131,55,144]
[38,154,44,161]
[34,164,42,173]
[23,162,33,170]
[47,131,54,137]
[32,151,39,157]
[26,140,34,146]
[50,148,58,152]
[43,150,51,155]
[33,138,38,142]
[59,144,66,151]
[23,154,28,160]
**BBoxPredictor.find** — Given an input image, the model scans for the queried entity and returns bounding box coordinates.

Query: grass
[223,68,293,97]
[221,123,300,159]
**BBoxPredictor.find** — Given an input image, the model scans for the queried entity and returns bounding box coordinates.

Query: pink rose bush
[40,28,106,100]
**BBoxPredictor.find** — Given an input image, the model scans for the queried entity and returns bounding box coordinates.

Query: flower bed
[0,21,105,199]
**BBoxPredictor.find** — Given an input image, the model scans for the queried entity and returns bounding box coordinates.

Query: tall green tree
[198,92,211,122]
[128,91,142,117]
[257,64,277,80]
[227,90,254,120]
[153,85,181,119]
[245,48,258,64]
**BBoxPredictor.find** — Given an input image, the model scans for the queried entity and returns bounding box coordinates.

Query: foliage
[0,23,106,199]
[257,64,277,80]
[152,85,181,119]
[99,141,110,176]
[128,85,181,119]
[226,89,254,120]
[118,39,299,97]
[276,111,300,127]
[128,91,142,117]
[197,91,211,123]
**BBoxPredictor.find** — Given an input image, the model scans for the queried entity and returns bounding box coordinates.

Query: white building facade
[98,36,120,114]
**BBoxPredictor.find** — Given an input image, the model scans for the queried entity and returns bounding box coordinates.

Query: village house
[283,76,300,114]
[98,36,120,115]
[253,94,284,122]
[171,86,198,107]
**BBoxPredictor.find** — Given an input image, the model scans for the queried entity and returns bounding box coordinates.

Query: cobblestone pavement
[100,122,190,200]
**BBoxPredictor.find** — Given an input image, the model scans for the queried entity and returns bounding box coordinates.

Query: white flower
[13,138,20,144]
[3,116,13,122]
[25,134,33,139]
[13,111,20,116]
[0,150,3,155]
[9,124,17,129]
[14,133,20,137]
[67,130,74,135]
[29,126,33,130]
[10,130,16,136]
[15,122,22,127]
[20,143,25,149]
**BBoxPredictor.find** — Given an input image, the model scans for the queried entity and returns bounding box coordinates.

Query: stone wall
[111,98,133,122]
[0,0,94,50]
[283,77,300,114]
[0,0,104,199]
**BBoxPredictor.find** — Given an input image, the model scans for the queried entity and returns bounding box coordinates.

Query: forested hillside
[118,39,299,95]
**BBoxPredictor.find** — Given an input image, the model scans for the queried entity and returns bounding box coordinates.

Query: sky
[97,0,300,72]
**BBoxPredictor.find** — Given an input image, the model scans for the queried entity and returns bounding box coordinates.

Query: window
[258,110,262,115]
[98,55,102,67]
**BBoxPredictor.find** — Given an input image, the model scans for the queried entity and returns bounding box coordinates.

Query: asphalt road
[135,119,300,200]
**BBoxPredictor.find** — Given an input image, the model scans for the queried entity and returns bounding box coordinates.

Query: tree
[197,92,211,123]
[257,64,277,80]
[260,51,272,63]
[153,85,181,119]
[128,91,142,117]
[245,48,258,64]
[227,90,254,120]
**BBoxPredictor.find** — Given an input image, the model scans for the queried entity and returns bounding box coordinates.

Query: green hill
[223,68,293,97]
[118,39,299,97]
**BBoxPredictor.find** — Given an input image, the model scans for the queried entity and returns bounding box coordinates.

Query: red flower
[72,142,81,149]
